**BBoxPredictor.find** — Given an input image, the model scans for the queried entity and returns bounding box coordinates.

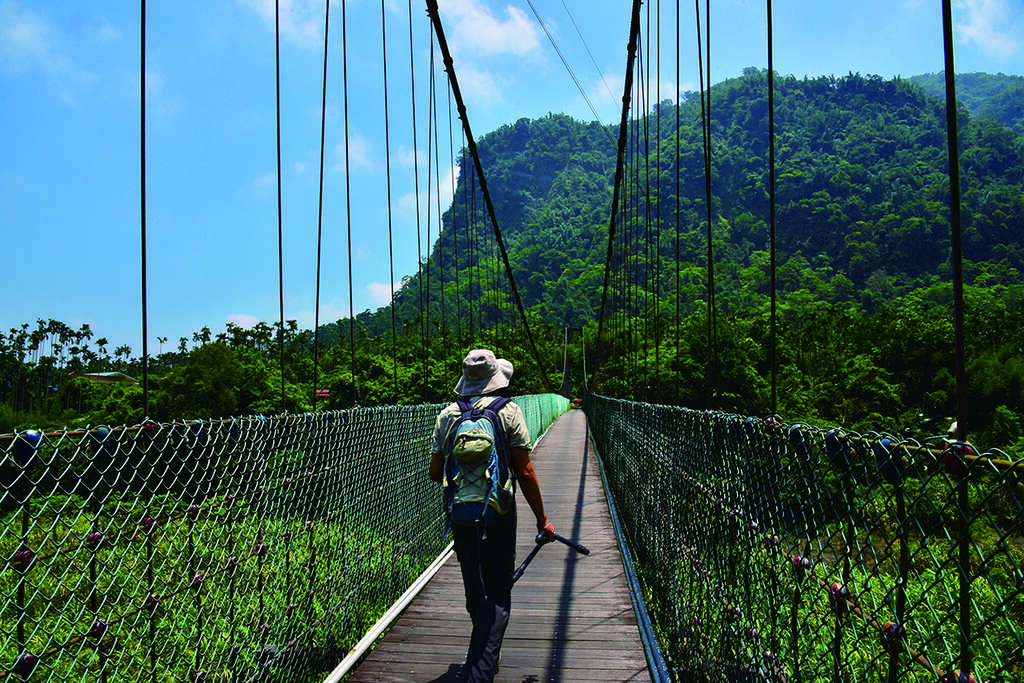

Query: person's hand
[537,517,555,541]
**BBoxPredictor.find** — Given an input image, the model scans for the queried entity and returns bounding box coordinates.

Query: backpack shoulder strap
[486,396,511,413]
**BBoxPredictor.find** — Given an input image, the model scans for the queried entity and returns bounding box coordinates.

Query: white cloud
[456,63,503,106]
[225,313,259,329]
[145,69,165,98]
[441,163,460,198]
[333,133,376,172]
[398,146,425,168]
[367,281,404,305]
[236,0,324,49]
[87,17,119,44]
[0,0,95,100]
[438,0,541,58]
[251,171,277,192]
[429,0,539,111]
[956,0,1022,59]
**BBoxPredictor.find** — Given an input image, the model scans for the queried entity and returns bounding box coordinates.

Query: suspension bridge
[3,0,1023,681]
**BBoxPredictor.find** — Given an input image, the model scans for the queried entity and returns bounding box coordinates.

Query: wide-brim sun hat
[454,349,513,396]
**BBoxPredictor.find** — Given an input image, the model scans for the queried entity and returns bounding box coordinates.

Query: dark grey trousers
[451,504,517,683]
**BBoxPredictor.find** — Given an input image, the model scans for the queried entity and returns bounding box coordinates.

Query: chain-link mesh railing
[1,394,566,681]
[586,394,1023,683]
[514,394,570,447]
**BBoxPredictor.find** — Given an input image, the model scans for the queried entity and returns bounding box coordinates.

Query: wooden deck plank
[346,409,650,682]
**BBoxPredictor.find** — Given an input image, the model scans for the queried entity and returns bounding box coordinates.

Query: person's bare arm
[429,451,444,483]
[511,447,555,540]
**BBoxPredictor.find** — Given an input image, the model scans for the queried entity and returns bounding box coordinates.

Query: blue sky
[2,0,1023,355]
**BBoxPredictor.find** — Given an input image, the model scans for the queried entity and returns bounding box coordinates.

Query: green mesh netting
[586,394,1023,683]
[1,394,566,680]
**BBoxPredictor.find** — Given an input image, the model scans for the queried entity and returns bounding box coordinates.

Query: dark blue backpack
[443,397,514,528]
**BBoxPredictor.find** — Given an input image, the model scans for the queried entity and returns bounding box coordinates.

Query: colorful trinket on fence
[88,619,108,639]
[140,515,157,532]
[10,549,35,573]
[16,429,41,465]
[825,428,850,470]
[90,425,114,459]
[792,555,811,581]
[829,583,850,612]
[85,532,104,550]
[12,653,39,677]
[939,671,977,683]
[941,442,975,477]
[880,621,905,653]
[788,425,812,460]
[873,437,904,485]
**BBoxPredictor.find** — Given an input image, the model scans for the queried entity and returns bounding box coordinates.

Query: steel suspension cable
[425,38,436,350]
[674,0,681,401]
[342,0,356,404]
[470,167,478,338]
[464,159,474,343]
[655,0,662,396]
[381,0,398,402]
[447,84,463,347]
[275,0,286,413]
[560,0,617,106]
[432,48,448,362]
[140,0,149,417]
[941,0,971,675]
[426,0,554,393]
[594,0,643,389]
[408,0,426,387]
[695,0,717,409]
[312,0,331,412]
[767,0,778,415]
[140,5,155,678]
[641,7,651,394]
[524,0,615,141]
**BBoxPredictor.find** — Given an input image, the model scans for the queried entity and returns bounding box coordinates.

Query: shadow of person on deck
[426,663,463,682]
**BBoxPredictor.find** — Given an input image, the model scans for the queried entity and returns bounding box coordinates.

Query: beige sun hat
[454,349,513,396]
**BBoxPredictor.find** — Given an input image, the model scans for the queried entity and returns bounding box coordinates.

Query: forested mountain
[4,70,1024,452]
[362,68,1024,447]
[376,69,1024,329]
[910,72,1024,136]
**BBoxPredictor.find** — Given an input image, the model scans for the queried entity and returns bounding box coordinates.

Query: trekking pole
[513,533,590,584]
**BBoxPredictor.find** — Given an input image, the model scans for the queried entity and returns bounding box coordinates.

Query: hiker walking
[429,349,556,682]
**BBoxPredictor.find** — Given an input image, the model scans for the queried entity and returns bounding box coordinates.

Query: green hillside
[910,71,1024,136]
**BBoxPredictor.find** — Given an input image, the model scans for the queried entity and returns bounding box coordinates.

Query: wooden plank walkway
[347,409,650,682]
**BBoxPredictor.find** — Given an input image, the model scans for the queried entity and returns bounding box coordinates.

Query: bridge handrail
[0,394,568,680]
[585,394,1023,683]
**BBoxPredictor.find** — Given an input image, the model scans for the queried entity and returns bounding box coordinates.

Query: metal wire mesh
[586,394,1023,683]
[1,394,567,681]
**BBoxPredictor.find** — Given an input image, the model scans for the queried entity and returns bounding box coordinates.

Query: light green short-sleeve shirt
[431,396,532,456]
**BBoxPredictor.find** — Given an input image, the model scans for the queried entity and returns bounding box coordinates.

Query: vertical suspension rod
[767,0,777,414]
[595,0,644,386]
[140,0,149,417]
[426,0,554,393]
[941,0,971,676]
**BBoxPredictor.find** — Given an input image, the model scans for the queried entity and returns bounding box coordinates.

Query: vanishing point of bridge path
[347,409,650,682]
